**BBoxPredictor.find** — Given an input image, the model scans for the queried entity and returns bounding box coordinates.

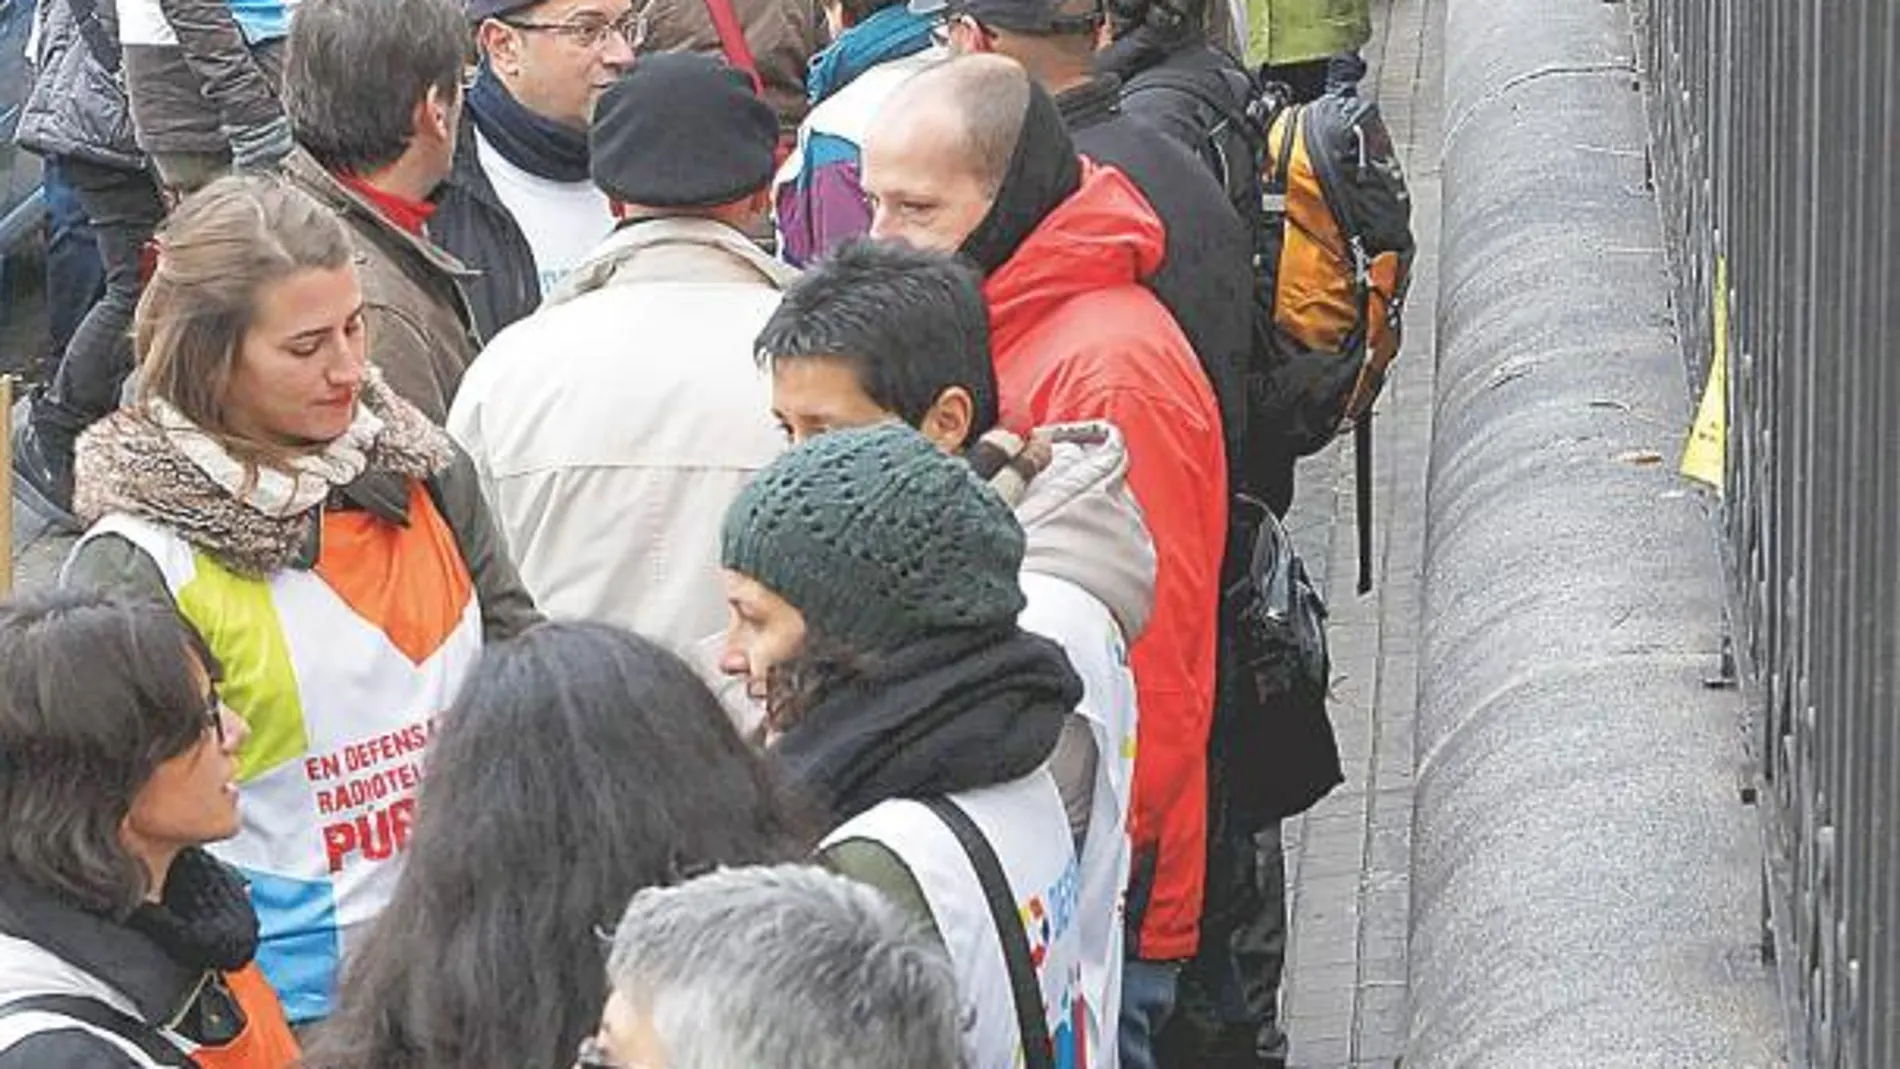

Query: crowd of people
[0,0,1375,1064]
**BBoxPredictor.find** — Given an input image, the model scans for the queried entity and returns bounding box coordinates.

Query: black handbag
[1217,494,1343,830]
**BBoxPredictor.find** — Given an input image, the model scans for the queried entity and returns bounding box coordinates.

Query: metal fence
[1636,2,1900,1065]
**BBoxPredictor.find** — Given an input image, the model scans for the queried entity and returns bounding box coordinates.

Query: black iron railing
[1636,2,1899,1066]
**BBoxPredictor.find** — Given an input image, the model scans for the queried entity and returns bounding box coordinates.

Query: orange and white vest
[65,484,483,1023]
[823,769,1100,1069]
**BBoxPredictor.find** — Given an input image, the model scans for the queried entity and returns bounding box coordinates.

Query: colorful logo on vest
[1021,895,1053,969]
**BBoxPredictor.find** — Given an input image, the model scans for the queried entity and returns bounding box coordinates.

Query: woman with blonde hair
[61,172,539,1027]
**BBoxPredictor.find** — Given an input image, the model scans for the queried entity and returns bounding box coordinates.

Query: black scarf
[127,848,260,973]
[775,627,1082,824]
[466,62,592,183]
[958,83,1084,276]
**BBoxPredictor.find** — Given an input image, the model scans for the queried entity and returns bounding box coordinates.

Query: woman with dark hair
[302,621,811,1069]
[0,589,298,1068]
[718,422,1111,1069]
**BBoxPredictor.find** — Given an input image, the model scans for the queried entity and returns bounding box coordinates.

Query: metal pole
[0,375,15,598]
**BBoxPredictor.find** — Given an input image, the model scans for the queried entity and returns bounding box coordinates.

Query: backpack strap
[1266,101,1299,199]
[0,995,193,1066]
[698,0,765,98]
[919,796,1055,1069]
[1122,68,1259,148]
[1354,413,1373,594]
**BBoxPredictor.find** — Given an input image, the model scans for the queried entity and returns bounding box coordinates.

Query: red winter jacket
[986,162,1229,961]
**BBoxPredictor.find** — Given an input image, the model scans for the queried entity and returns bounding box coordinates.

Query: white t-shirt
[474,128,616,297]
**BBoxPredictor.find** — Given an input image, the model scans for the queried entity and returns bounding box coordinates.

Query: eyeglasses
[500,7,648,50]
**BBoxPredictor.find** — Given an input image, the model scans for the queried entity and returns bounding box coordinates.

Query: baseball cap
[908,0,1104,35]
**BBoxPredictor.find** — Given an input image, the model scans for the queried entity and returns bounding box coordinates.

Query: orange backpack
[1259,85,1414,592]
[1122,68,1414,590]
[1256,86,1415,458]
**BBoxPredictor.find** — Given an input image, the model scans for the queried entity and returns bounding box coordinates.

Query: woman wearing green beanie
[719,421,1107,1069]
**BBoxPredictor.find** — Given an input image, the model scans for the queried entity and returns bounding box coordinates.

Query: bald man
[859,61,1028,258]
[863,55,1230,1069]
[917,0,1252,476]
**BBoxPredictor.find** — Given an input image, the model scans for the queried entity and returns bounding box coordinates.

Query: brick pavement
[1276,0,1442,1064]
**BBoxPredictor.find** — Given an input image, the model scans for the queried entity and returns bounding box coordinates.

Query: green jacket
[1245,0,1372,67]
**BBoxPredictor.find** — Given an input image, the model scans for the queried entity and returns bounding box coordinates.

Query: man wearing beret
[448,54,796,659]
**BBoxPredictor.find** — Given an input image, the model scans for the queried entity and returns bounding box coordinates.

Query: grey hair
[284,0,467,174]
[606,864,965,1069]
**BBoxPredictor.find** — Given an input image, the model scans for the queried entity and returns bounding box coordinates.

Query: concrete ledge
[1405,0,1784,1063]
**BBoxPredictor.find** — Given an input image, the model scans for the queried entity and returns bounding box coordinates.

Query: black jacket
[0,853,261,1068]
[1104,39,1261,219]
[1057,76,1253,468]
[1101,42,1300,514]
[430,114,544,344]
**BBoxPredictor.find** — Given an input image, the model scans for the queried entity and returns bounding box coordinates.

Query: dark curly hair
[0,589,220,918]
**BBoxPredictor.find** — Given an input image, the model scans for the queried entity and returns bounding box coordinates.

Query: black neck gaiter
[958,83,1085,276]
[466,61,592,184]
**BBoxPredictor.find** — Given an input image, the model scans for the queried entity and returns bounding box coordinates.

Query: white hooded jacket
[449,217,797,657]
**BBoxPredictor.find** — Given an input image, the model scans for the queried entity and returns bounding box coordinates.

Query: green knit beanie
[721,422,1027,654]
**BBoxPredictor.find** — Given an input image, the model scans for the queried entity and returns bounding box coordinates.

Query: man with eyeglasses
[579,865,962,1069]
[430,0,639,339]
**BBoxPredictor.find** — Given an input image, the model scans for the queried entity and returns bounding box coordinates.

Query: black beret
[588,54,780,209]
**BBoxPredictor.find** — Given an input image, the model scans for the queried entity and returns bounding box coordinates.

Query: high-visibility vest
[824,770,1100,1069]
[67,482,484,1022]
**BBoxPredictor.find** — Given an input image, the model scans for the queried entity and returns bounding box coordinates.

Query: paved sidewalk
[1277,0,1442,1065]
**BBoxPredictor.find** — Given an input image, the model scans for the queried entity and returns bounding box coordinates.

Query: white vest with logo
[1019,571,1136,1069]
[823,769,1100,1069]
[64,500,482,1023]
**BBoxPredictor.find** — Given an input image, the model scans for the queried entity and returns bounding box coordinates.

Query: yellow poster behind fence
[1681,255,1728,492]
